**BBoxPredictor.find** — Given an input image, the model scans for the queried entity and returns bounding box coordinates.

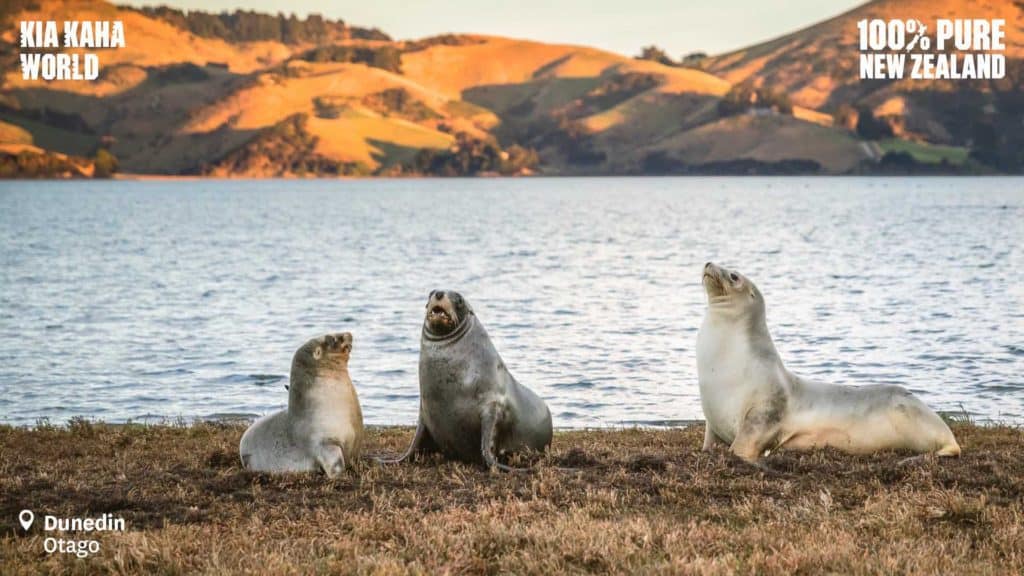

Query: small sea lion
[239,333,364,477]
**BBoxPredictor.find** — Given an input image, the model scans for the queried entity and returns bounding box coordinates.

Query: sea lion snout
[425,289,461,335]
[323,332,353,354]
[703,262,725,293]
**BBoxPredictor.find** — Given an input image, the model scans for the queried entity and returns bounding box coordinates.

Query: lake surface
[1,178,1022,427]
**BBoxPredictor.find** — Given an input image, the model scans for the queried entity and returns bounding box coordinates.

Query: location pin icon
[19,509,34,531]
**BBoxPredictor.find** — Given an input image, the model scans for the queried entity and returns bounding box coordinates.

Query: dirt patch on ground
[0,422,1021,574]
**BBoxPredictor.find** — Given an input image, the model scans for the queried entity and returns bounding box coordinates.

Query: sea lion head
[423,289,472,338]
[702,262,765,320]
[289,332,353,392]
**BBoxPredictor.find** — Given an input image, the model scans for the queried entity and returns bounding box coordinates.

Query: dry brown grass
[1,422,1021,574]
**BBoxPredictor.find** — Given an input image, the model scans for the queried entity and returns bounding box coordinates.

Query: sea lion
[697,262,960,463]
[239,332,364,477]
[390,290,553,471]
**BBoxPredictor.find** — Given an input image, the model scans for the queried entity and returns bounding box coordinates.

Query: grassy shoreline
[1,422,1021,574]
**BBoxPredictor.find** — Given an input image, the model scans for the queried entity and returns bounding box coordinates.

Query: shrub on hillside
[403,35,485,53]
[92,149,118,178]
[681,52,708,70]
[130,6,390,44]
[636,45,676,67]
[297,45,402,73]
[362,89,440,121]
[410,134,538,176]
[148,63,211,85]
[718,83,793,117]
[854,107,894,140]
[0,150,89,178]
[201,114,369,177]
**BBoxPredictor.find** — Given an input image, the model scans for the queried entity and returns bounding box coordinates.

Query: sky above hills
[118,0,864,57]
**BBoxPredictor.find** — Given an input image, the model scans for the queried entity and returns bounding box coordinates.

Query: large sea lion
[697,262,960,463]
[239,332,364,477]
[390,290,553,471]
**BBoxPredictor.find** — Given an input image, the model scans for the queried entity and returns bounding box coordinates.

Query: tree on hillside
[717,83,793,117]
[131,6,390,44]
[636,46,676,67]
[854,107,893,140]
[681,52,707,70]
[410,134,539,176]
[297,45,402,73]
[93,149,118,178]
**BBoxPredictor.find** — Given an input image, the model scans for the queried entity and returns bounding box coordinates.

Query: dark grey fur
[393,291,553,471]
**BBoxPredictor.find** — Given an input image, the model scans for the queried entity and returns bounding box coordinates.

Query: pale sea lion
[239,332,364,477]
[697,262,960,463]
[390,290,553,471]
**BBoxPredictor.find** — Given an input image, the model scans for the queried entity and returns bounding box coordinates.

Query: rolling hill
[0,0,1020,177]
[704,0,1024,150]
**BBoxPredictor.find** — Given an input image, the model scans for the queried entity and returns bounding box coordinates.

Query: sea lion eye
[313,347,323,360]
[730,273,739,282]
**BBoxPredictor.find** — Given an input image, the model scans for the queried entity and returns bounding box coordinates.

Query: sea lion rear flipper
[481,403,528,473]
[316,442,346,478]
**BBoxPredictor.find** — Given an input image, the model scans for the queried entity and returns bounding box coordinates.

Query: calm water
[1,178,1022,427]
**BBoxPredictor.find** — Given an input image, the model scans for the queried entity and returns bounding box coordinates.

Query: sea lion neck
[288,362,348,401]
[317,357,350,375]
[422,312,475,344]
[705,300,750,324]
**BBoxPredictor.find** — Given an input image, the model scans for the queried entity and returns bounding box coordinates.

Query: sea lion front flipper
[702,424,728,451]
[316,442,346,478]
[481,403,528,473]
[730,404,782,464]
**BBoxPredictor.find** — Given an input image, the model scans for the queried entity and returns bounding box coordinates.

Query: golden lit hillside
[705,0,1024,109]
[401,37,626,98]
[1,0,1013,176]
[3,0,294,86]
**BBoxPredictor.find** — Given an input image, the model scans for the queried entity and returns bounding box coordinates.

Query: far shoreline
[1,173,1020,183]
